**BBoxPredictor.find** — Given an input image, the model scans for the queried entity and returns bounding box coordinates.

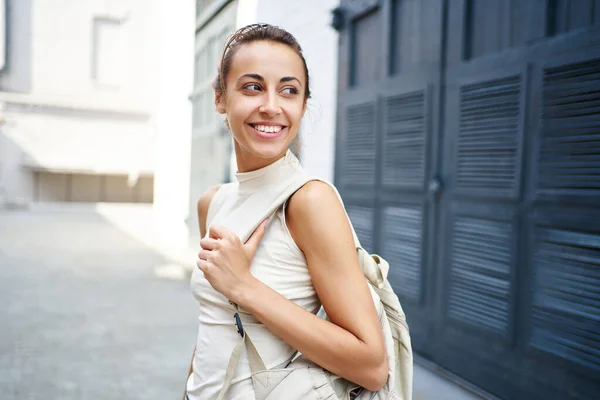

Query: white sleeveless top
[186,150,321,400]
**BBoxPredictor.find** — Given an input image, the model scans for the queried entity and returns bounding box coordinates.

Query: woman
[185,24,388,400]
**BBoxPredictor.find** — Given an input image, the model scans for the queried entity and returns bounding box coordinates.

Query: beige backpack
[216,176,413,400]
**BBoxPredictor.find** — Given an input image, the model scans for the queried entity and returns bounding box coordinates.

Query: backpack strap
[216,333,266,400]
[217,175,362,247]
[216,175,314,243]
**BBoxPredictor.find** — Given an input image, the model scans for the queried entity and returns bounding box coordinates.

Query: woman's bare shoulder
[286,180,339,216]
[285,180,349,250]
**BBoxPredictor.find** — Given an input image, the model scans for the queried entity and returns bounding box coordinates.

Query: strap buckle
[234,312,244,337]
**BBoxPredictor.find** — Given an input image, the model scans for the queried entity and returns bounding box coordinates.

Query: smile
[250,124,284,133]
[248,123,288,139]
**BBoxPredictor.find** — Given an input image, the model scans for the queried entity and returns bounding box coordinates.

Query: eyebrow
[238,73,302,86]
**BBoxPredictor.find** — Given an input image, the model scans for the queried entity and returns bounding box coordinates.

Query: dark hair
[213,24,311,100]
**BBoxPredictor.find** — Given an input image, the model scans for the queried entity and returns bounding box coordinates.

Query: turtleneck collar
[235,149,300,193]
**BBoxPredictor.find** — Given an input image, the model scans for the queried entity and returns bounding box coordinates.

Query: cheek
[227,108,244,126]
[287,104,306,128]
[227,98,257,125]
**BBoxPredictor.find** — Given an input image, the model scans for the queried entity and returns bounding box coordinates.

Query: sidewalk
[413,357,492,399]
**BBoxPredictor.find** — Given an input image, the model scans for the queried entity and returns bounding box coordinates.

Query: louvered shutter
[457,77,521,198]
[445,75,522,340]
[529,57,600,378]
[342,103,376,187]
[380,91,427,301]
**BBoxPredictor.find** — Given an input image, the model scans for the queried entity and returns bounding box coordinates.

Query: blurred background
[0,0,598,399]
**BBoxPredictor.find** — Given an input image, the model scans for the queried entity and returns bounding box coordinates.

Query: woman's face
[216,41,307,167]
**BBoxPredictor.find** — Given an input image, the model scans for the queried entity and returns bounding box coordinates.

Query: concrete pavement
[0,206,198,399]
[0,204,487,399]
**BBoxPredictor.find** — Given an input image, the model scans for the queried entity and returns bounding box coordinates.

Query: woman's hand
[197,219,268,303]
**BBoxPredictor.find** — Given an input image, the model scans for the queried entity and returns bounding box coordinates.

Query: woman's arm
[236,181,388,391]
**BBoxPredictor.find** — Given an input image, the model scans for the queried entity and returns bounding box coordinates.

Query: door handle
[428,176,443,197]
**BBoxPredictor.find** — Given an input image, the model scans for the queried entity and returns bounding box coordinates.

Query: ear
[215,91,227,114]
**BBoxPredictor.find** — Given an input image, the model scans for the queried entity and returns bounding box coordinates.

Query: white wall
[152,0,195,257]
[2,103,152,173]
[254,0,339,182]
[30,0,155,110]
[0,0,158,204]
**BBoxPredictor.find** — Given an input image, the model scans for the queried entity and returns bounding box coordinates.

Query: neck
[234,142,288,173]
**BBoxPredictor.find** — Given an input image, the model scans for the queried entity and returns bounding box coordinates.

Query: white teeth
[254,125,282,133]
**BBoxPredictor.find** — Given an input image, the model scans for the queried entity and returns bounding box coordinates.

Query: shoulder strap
[216,176,368,400]
[219,175,360,246]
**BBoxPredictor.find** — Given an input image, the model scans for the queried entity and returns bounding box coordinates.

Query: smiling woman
[184,24,394,400]
[212,29,310,171]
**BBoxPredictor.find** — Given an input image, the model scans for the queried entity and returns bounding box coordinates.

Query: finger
[245,218,269,254]
[198,249,210,261]
[209,224,232,240]
[196,258,209,274]
[200,237,220,250]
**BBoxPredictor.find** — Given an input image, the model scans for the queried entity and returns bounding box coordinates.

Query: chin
[243,134,292,159]
[247,141,289,160]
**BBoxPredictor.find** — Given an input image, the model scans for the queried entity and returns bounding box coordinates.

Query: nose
[259,91,281,116]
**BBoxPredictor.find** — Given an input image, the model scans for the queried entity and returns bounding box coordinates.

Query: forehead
[228,41,305,83]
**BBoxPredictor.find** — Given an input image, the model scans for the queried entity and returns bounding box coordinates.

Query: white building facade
[0,0,163,205]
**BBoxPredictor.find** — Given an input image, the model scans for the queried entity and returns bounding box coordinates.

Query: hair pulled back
[213,24,311,100]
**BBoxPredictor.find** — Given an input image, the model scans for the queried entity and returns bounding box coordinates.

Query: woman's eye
[281,87,298,95]
[243,84,262,91]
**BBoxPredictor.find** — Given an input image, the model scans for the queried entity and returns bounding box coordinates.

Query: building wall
[30,0,155,109]
[0,0,158,204]
[151,0,195,259]
[32,171,153,203]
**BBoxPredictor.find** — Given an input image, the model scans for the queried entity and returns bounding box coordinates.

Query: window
[205,36,216,80]
[194,49,206,87]
[92,17,126,86]
[192,27,233,129]
[196,0,217,17]
[0,0,6,72]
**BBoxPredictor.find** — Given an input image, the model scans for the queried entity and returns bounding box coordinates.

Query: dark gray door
[433,2,600,399]
[334,0,446,356]
[335,0,600,399]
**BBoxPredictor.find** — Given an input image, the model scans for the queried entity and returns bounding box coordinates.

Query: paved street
[0,207,198,400]
[0,205,485,400]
